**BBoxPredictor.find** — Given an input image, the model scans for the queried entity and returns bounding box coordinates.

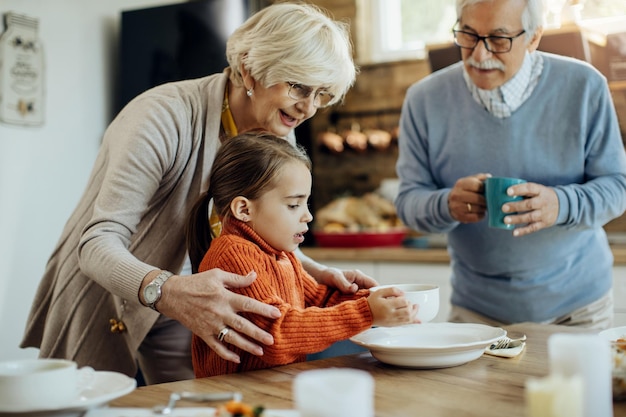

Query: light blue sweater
[395,52,626,323]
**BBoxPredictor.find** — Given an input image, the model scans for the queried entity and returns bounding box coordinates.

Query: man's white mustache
[467,57,505,71]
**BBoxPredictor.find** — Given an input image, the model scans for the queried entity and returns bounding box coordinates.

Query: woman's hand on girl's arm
[153,269,281,363]
[295,248,378,293]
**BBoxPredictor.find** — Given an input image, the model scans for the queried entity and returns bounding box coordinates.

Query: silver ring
[217,327,230,342]
[467,203,472,212]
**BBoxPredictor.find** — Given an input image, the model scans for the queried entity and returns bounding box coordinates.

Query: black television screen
[117,0,252,114]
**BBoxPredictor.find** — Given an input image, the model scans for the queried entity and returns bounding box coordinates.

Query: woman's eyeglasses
[287,82,335,108]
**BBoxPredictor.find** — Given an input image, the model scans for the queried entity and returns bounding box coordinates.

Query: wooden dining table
[110,322,626,416]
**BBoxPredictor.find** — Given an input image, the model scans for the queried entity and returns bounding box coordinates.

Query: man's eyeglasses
[452,29,526,54]
[287,82,335,108]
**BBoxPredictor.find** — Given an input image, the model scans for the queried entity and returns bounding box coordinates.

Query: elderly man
[395,0,626,328]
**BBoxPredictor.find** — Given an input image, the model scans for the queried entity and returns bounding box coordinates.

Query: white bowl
[0,359,80,411]
[350,323,506,369]
[370,284,439,323]
[0,368,136,414]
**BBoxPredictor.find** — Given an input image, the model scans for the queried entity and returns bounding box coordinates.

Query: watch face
[144,284,159,304]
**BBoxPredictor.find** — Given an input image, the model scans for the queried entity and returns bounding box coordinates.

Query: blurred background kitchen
[1,0,625,361]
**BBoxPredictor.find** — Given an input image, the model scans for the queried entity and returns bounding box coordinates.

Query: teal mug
[484,177,527,229]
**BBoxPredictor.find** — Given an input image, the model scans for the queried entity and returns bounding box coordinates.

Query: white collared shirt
[463,51,544,118]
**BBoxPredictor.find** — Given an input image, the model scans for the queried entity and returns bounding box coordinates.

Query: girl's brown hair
[186,132,311,272]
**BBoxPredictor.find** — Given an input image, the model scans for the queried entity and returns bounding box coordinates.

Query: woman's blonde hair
[226,2,358,106]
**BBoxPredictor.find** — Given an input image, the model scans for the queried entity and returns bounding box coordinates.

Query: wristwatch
[143,270,174,311]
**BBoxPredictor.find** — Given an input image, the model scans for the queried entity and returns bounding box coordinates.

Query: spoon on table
[153,391,243,414]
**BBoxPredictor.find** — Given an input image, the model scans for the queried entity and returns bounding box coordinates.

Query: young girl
[186,133,418,377]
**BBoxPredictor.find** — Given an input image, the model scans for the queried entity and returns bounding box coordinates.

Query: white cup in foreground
[294,368,374,417]
[370,284,440,322]
[548,333,612,417]
[0,359,91,411]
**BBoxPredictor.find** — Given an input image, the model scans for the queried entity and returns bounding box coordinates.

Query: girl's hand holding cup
[367,286,419,327]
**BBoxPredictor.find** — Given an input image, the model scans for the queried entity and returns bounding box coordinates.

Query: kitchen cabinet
[614,266,626,326]
[320,260,451,322]
[375,262,452,323]
[319,259,626,327]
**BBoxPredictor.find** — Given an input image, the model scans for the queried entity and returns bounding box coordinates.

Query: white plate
[84,408,299,417]
[0,370,136,415]
[599,325,626,341]
[350,322,506,369]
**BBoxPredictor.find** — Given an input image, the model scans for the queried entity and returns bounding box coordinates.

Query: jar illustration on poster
[0,12,45,127]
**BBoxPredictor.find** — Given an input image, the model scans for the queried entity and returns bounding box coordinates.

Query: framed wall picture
[0,12,45,127]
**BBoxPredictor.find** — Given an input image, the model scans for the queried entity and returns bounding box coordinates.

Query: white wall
[0,0,186,361]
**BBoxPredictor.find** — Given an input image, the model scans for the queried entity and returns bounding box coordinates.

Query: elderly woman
[21,3,367,385]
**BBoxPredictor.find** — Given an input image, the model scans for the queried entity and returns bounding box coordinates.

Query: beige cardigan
[21,71,277,377]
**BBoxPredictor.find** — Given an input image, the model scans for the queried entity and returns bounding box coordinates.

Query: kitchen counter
[302,246,450,263]
[302,244,626,265]
[304,244,626,326]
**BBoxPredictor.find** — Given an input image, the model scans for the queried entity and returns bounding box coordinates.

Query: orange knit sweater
[191,220,373,377]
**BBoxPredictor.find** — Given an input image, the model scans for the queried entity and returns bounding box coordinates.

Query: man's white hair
[456,0,546,39]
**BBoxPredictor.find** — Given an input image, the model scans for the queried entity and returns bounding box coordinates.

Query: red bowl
[313,229,407,248]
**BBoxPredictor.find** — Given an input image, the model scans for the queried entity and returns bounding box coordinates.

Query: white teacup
[370,283,440,323]
[0,358,93,411]
[294,368,374,417]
